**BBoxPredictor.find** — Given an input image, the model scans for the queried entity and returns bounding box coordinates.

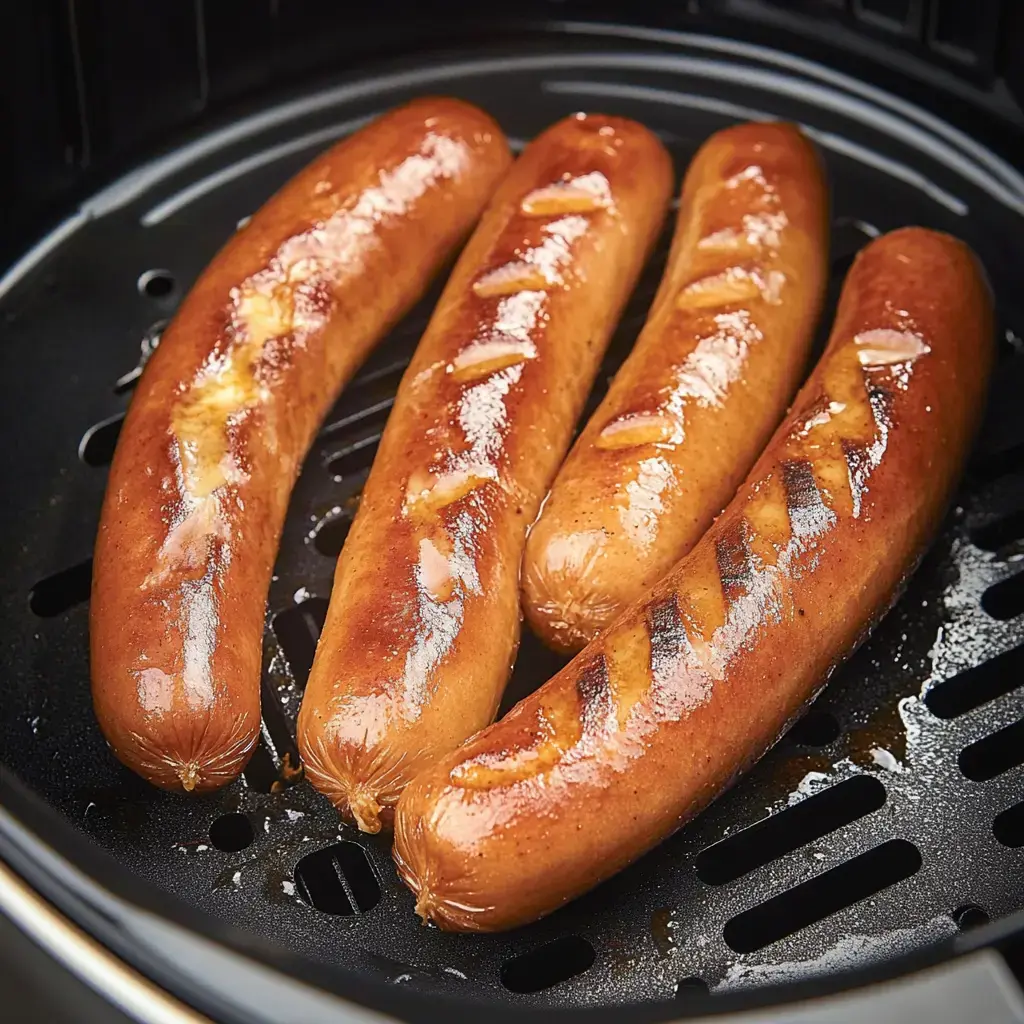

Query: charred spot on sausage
[576,653,615,739]
[781,458,834,540]
[647,592,688,684]
[715,519,755,603]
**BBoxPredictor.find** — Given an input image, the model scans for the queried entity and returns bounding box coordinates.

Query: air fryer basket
[2,13,1024,1022]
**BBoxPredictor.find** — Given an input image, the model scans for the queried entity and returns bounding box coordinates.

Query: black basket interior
[2,8,1024,1017]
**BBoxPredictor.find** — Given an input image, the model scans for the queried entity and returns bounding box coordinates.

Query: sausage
[296,113,673,832]
[522,122,828,653]
[90,98,512,793]
[393,226,993,931]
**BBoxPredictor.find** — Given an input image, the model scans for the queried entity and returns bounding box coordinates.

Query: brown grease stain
[605,935,637,973]
[651,907,677,958]
[766,751,833,798]
[845,700,908,768]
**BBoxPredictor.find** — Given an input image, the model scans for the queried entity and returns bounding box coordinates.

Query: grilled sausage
[393,227,993,930]
[296,113,673,832]
[523,122,828,654]
[90,98,512,793]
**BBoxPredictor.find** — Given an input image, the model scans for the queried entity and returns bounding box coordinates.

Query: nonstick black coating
[2,25,1024,1012]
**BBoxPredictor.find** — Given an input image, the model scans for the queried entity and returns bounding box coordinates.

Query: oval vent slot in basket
[722,839,922,954]
[312,511,354,558]
[294,842,381,915]
[29,559,93,617]
[675,976,709,998]
[319,361,405,440]
[925,643,1024,719]
[973,441,1024,483]
[696,775,886,886]
[79,413,125,467]
[500,936,596,993]
[242,744,284,795]
[970,508,1024,552]
[994,801,1024,848]
[953,904,991,931]
[271,596,329,688]
[784,708,842,747]
[981,571,1024,620]
[958,717,1024,782]
[326,429,385,480]
[209,813,255,853]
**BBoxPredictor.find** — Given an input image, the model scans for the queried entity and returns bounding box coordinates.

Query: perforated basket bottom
[3,27,1024,1011]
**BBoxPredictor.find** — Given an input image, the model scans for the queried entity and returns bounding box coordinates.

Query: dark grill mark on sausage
[839,382,894,517]
[781,458,833,539]
[647,592,688,685]
[716,519,754,603]
[576,653,615,738]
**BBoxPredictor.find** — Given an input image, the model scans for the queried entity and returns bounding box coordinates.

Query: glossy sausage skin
[90,98,512,793]
[297,113,673,832]
[393,227,993,931]
[523,122,828,653]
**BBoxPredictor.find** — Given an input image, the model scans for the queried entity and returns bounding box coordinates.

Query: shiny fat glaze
[523,122,828,653]
[393,227,993,931]
[297,113,673,832]
[90,98,512,792]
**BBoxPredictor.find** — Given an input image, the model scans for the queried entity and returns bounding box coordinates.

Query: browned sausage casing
[90,98,512,793]
[523,122,828,653]
[393,227,993,931]
[296,113,673,832]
